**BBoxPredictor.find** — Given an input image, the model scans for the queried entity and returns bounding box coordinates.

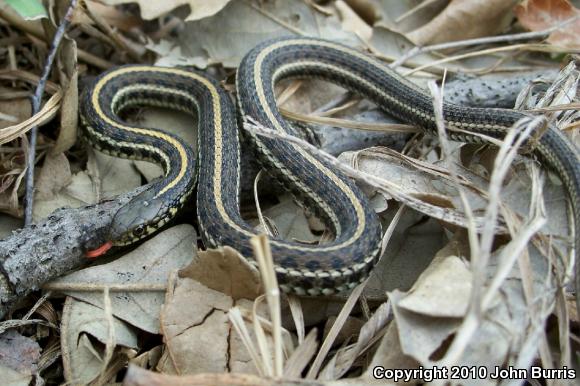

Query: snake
[80,37,580,300]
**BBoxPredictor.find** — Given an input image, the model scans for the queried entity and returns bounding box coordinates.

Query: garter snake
[80,37,580,299]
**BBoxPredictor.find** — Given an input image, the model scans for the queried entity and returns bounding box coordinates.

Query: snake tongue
[85,241,113,259]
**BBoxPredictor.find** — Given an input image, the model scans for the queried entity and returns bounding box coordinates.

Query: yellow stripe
[93,67,196,196]
[94,63,375,255]
[252,40,368,251]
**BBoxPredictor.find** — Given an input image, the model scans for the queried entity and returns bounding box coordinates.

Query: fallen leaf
[0,98,30,130]
[250,195,320,244]
[47,224,196,334]
[373,0,448,34]
[335,0,372,43]
[102,0,232,22]
[146,39,208,68]
[52,37,78,154]
[34,153,72,201]
[73,1,142,31]
[515,0,580,48]
[364,208,447,300]
[0,330,40,376]
[61,298,138,385]
[179,246,262,300]
[387,290,461,365]
[158,278,232,374]
[399,255,472,318]
[364,320,418,381]
[339,146,488,216]
[179,0,361,67]
[87,150,141,198]
[0,365,32,386]
[407,0,519,45]
[0,214,21,239]
[33,149,140,221]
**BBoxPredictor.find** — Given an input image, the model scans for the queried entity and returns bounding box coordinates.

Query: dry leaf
[179,0,361,67]
[32,149,140,221]
[375,238,555,382]
[146,39,208,68]
[515,0,580,48]
[73,0,142,31]
[52,37,78,154]
[399,255,472,318]
[339,146,489,217]
[364,208,446,300]
[0,98,30,130]
[179,246,262,300]
[34,153,72,201]
[61,298,138,385]
[335,0,372,43]
[343,0,379,26]
[364,320,418,382]
[373,0,449,34]
[102,0,232,21]
[0,365,33,386]
[0,330,40,379]
[251,195,320,244]
[47,224,196,334]
[158,278,233,374]
[0,214,21,239]
[88,150,141,198]
[387,290,462,365]
[407,0,519,45]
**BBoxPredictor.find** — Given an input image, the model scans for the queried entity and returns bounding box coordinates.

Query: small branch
[24,0,78,225]
[391,16,580,68]
[0,189,142,318]
[0,3,112,69]
[80,0,142,62]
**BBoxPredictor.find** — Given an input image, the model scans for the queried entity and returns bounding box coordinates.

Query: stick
[0,189,142,318]
[24,0,78,225]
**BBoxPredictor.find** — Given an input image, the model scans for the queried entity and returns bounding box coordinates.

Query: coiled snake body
[80,37,580,300]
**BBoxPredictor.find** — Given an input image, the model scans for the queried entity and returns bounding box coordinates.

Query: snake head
[109,189,168,246]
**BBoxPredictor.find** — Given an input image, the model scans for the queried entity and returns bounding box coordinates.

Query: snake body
[80,37,580,298]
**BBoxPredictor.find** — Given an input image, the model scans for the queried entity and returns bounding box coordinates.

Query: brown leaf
[407,0,519,45]
[159,278,232,374]
[0,98,30,130]
[72,1,142,31]
[179,247,262,300]
[102,0,233,22]
[515,0,580,48]
[0,330,40,375]
[60,298,138,384]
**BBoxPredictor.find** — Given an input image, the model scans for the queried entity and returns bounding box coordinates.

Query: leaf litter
[0,0,578,385]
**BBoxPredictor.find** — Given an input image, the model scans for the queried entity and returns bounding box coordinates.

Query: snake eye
[134,225,146,237]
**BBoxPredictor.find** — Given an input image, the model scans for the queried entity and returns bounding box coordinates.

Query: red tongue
[85,241,113,259]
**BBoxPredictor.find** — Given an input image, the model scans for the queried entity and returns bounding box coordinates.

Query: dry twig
[23,0,78,225]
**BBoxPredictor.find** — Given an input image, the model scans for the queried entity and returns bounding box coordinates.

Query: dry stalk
[391,16,579,68]
[250,235,284,376]
[306,281,366,379]
[229,307,267,376]
[242,116,500,232]
[406,43,577,77]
